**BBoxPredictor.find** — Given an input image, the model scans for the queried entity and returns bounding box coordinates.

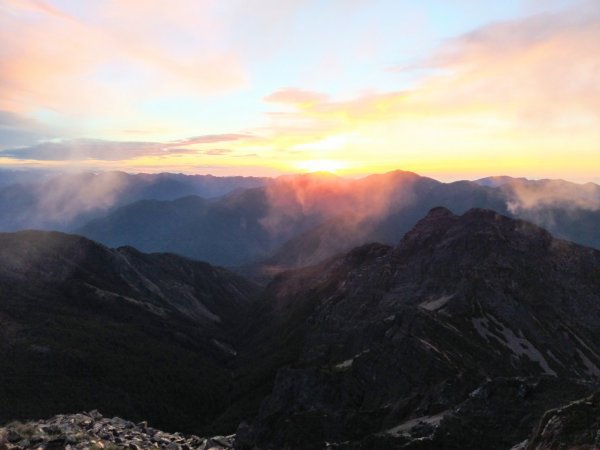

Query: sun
[296,159,346,174]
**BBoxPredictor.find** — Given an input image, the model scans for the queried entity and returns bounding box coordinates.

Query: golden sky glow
[0,0,599,182]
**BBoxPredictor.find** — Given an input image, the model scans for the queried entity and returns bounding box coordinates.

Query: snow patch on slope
[472,315,556,376]
[419,294,455,311]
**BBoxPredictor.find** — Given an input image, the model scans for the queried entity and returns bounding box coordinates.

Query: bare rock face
[525,392,600,450]
[234,208,600,449]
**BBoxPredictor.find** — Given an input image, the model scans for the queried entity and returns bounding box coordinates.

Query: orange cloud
[312,6,600,126]
[265,88,329,107]
[258,4,600,178]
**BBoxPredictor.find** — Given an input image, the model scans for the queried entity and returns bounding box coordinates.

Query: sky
[0,0,599,182]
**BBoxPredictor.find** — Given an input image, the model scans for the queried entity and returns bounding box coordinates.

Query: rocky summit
[232,207,600,449]
[0,411,233,450]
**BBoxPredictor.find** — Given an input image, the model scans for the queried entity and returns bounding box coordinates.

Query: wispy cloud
[0,0,246,116]
[172,134,252,146]
[203,149,233,156]
[0,110,55,148]
[0,134,254,161]
[257,2,600,178]
[269,5,600,126]
[0,1,598,180]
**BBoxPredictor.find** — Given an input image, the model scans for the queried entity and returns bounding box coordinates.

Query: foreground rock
[0,412,233,450]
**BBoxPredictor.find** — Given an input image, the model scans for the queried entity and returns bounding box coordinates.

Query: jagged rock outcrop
[525,391,600,450]
[234,207,600,449]
[0,411,234,450]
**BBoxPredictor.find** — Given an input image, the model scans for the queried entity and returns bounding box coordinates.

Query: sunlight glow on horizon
[0,0,599,182]
[296,159,348,174]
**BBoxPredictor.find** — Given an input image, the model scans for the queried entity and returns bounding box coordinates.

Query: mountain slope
[77,191,279,267]
[260,177,600,273]
[79,171,441,268]
[5,170,600,272]
[261,179,508,270]
[0,230,259,434]
[235,208,600,449]
[0,171,268,231]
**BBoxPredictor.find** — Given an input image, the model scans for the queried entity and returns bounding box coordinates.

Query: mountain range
[0,170,268,232]
[1,206,600,448]
[68,171,600,273]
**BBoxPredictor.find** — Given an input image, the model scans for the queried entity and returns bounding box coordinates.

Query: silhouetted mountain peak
[427,205,453,216]
[397,206,459,251]
[398,207,556,257]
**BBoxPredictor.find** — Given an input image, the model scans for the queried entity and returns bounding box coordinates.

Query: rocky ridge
[233,207,600,449]
[0,411,233,450]
[525,391,600,450]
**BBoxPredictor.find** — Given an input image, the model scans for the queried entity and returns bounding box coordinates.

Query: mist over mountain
[67,170,600,273]
[474,175,529,187]
[0,171,268,231]
[0,169,57,189]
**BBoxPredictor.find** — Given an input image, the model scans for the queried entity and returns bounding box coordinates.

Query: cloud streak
[271,6,600,125]
[0,134,254,161]
[0,110,55,148]
[265,88,329,107]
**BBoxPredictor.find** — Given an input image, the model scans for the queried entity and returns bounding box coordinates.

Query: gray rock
[0,412,233,450]
[88,410,103,421]
[6,430,22,443]
[166,442,180,450]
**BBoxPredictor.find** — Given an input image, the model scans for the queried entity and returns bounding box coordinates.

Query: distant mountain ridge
[74,171,600,272]
[2,168,600,274]
[0,171,269,231]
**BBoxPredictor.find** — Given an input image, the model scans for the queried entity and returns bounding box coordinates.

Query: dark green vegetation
[0,231,259,434]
